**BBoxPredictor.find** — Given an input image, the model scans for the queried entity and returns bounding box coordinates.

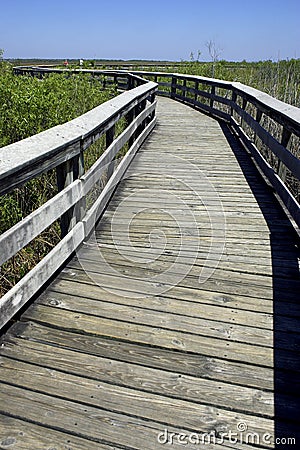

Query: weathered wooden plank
[101,210,289,232]
[0,356,274,418]
[62,261,298,303]
[0,384,265,450]
[0,414,116,450]
[53,271,300,318]
[93,232,298,262]
[56,267,277,314]
[42,283,300,354]
[7,320,274,390]
[22,304,273,367]
[95,220,290,241]
[0,334,276,403]
[36,290,273,347]
[9,320,300,397]
[70,253,300,293]
[76,242,298,278]
[95,225,293,248]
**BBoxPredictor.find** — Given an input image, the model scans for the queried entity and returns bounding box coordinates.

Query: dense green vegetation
[0,54,117,294]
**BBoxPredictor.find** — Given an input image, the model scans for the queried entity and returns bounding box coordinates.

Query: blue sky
[1,0,299,61]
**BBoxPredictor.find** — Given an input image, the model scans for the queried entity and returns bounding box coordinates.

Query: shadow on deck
[220,121,300,447]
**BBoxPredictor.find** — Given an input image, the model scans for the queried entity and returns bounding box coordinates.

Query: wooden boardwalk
[1,97,300,449]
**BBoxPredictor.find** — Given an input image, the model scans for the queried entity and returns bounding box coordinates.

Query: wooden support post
[182,79,187,100]
[171,76,176,99]
[240,97,247,127]
[56,159,75,238]
[127,106,137,148]
[127,76,133,90]
[74,148,86,223]
[139,99,147,131]
[133,99,147,142]
[231,90,237,117]
[254,108,263,146]
[56,147,85,238]
[149,93,156,121]
[210,85,215,110]
[277,128,292,182]
[194,81,199,106]
[106,125,115,180]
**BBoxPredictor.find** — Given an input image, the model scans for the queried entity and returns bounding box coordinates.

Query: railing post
[210,85,215,110]
[133,99,147,140]
[277,128,292,182]
[254,108,263,146]
[127,75,133,90]
[194,81,199,106]
[231,90,237,117]
[126,105,137,148]
[171,76,176,99]
[149,92,156,121]
[182,79,187,101]
[74,147,86,223]
[56,148,85,238]
[240,97,247,127]
[56,159,75,238]
[106,125,115,179]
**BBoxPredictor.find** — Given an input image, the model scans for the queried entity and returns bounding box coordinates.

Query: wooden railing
[13,66,148,90]
[0,69,157,329]
[132,71,300,229]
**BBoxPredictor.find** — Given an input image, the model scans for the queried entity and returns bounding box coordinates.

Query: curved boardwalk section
[1,97,300,449]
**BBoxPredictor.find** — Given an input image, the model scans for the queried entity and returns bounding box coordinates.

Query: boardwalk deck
[1,97,300,449]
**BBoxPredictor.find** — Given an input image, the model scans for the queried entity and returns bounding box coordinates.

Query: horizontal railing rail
[0,69,157,329]
[132,71,300,228]
[13,66,148,91]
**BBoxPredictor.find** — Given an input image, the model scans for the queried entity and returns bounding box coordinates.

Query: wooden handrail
[0,69,157,329]
[132,71,300,228]
[12,66,148,90]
